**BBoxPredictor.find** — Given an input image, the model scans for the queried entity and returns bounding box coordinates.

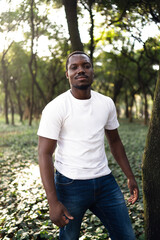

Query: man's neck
[70,87,91,100]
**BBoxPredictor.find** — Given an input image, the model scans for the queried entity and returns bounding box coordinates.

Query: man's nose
[77,66,85,74]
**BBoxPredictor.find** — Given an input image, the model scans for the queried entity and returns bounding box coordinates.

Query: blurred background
[0,0,159,126]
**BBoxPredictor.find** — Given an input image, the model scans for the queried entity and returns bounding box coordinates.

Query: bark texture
[142,71,160,239]
[63,0,83,51]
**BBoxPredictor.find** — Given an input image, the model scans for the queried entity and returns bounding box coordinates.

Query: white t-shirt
[37,90,119,180]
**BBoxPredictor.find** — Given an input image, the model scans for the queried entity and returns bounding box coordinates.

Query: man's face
[66,54,94,90]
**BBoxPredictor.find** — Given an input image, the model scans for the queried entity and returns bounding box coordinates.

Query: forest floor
[0,118,148,239]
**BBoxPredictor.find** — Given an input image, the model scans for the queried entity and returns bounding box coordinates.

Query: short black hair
[66,51,93,71]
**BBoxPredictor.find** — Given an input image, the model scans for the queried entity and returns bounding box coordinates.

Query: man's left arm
[105,129,139,204]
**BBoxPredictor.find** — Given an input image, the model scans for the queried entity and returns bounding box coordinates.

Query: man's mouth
[75,75,88,80]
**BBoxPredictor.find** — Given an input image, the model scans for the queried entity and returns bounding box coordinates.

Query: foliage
[92,37,159,124]
[0,0,160,124]
[106,120,147,239]
[0,118,147,239]
[0,0,71,124]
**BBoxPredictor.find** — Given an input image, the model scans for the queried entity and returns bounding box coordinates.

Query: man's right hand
[38,137,74,227]
[49,201,74,227]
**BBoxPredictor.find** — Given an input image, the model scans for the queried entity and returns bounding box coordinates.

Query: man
[37,51,139,240]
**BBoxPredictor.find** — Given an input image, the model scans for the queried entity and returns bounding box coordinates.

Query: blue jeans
[55,171,135,240]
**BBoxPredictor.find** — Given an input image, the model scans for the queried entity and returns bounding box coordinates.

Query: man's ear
[66,71,69,79]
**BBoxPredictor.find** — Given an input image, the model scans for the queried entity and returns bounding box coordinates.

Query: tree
[8,42,30,122]
[0,9,20,124]
[80,0,96,60]
[19,0,53,124]
[139,0,160,23]
[1,43,13,124]
[28,0,35,125]
[142,70,160,239]
[62,0,83,51]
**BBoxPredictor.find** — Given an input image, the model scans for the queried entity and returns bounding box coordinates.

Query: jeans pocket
[55,171,74,185]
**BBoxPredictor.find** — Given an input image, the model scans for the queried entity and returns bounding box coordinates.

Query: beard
[72,83,92,90]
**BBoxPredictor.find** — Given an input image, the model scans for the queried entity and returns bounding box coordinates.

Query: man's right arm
[38,136,74,227]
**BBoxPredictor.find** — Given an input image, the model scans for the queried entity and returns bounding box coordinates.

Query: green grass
[0,118,148,239]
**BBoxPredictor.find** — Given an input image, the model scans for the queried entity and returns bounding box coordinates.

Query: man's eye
[85,65,91,69]
[71,66,77,70]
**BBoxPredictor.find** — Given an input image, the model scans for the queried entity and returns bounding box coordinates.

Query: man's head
[66,51,94,90]
[66,51,93,71]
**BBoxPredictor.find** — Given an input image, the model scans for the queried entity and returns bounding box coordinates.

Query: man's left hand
[127,178,139,204]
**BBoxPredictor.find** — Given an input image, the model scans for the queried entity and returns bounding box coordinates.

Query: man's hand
[49,201,74,227]
[127,178,139,204]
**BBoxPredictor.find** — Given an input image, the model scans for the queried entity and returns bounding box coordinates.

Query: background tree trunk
[28,0,36,126]
[11,79,23,122]
[1,44,13,124]
[128,95,134,122]
[125,93,129,118]
[142,70,160,239]
[88,2,94,61]
[63,0,83,51]
[144,92,149,125]
[3,80,9,124]
[8,92,15,125]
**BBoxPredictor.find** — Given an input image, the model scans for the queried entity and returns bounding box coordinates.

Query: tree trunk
[28,0,36,126]
[17,93,23,122]
[63,0,83,51]
[142,71,160,239]
[0,41,13,125]
[1,59,9,124]
[113,78,123,104]
[11,79,23,122]
[144,92,149,125]
[128,106,133,122]
[4,82,9,124]
[125,93,129,118]
[128,95,134,122]
[8,92,14,125]
[29,72,34,126]
[88,0,95,61]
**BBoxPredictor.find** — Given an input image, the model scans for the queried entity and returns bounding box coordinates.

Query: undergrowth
[0,119,148,239]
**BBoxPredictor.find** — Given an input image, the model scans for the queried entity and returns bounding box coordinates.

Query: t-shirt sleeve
[37,101,62,140]
[105,98,119,130]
